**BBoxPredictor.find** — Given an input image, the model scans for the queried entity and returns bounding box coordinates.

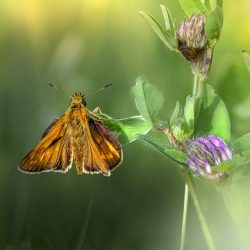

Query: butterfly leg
[92,107,102,114]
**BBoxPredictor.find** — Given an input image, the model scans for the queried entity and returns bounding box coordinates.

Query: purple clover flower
[184,135,233,182]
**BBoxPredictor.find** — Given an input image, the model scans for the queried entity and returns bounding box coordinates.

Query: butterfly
[19,92,123,176]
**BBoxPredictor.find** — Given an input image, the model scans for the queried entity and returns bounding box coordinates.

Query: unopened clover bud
[177,14,211,78]
[184,135,233,183]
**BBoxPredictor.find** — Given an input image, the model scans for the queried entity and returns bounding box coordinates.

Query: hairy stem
[186,73,216,249]
[180,183,189,250]
[182,169,216,250]
[193,74,205,131]
[197,78,205,99]
[193,74,198,96]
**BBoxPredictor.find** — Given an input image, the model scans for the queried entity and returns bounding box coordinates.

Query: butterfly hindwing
[89,118,122,170]
[70,109,122,176]
[19,116,72,173]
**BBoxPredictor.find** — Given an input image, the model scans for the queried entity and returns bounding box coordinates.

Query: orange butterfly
[19,92,123,176]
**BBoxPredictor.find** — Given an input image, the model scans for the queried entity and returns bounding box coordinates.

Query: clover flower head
[177,14,211,78]
[177,14,207,60]
[184,135,233,182]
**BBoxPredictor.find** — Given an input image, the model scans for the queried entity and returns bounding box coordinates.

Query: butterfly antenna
[49,83,73,99]
[85,83,112,97]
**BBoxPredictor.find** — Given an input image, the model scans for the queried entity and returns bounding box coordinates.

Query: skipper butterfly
[19,92,122,176]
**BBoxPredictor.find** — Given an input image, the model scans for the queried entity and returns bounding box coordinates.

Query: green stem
[197,78,205,100]
[182,169,216,250]
[192,74,205,131]
[180,183,189,250]
[196,78,205,117]
[192,74,198,96]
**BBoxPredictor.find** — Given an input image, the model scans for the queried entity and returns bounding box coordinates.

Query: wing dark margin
[41,117,61,139]
[89,119,122,167]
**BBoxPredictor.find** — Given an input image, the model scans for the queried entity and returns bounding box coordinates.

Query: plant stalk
[180,183,189,250]
[179,73,216,250]
[182,169,216,250]
[193,73,205,132]
[192,74,199,96]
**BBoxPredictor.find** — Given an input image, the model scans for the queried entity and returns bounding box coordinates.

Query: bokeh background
[1,0,250,249]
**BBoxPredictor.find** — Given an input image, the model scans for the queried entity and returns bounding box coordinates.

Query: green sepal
[139,10,177,50]
[160,4,176,37]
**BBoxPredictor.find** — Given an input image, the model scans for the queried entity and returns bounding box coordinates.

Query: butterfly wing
[19,107,122,176]
[19,116,72,173]
[87,118,122,176]
[71,110,122,176]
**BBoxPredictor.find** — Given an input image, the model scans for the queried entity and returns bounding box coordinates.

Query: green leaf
[205,0,223,10]
[233,133,250,155]
[233,96,250,120]
[179,0,207,16]
[132,77,164,127]
[160,4,175,35]
[223,134,250,176]
[139,11,166,45]
[242,51,250,74]
[139,11,177,50]
[184,95,195,132]
[222,133,250,246]
[170,101,181,126]
[208,0,216,10]
[222,175,250,247]
[216,0,223,7]
[139,134,187,165]
[211,141,250,173]
[233,153,250,169]
[194,84,230,141]
[205,7,223,39]
[204,0,211,10]
[212,154,250,177]
[99,114,151,145]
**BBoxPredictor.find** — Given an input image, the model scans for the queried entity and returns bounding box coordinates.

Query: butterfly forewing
[19,116,73,173]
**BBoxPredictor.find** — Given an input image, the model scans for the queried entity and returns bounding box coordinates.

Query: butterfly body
[19,92,122,176]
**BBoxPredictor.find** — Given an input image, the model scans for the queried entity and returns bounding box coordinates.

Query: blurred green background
[1,0,250,249]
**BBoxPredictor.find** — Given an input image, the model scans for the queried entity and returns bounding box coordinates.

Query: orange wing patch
[19,116,72,173]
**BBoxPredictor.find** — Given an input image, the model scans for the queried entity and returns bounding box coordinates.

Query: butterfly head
[70,92,87,108]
